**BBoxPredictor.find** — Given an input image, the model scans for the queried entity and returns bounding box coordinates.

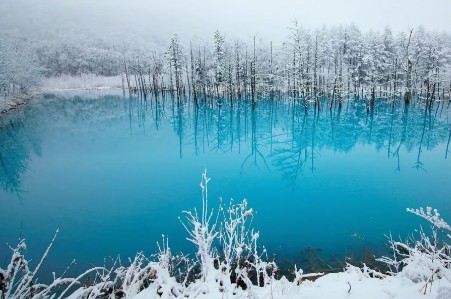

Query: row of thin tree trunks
[120,61,451,111]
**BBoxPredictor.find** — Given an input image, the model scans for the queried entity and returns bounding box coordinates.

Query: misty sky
[1,0,450,44]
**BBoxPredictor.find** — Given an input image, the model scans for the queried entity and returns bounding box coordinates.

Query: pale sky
[1,0,450,44]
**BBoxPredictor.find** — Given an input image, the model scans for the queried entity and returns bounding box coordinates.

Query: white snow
[118,264,451,299]
[41,74,123,91]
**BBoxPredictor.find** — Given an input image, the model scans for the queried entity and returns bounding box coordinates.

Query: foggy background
[1,0,450,44]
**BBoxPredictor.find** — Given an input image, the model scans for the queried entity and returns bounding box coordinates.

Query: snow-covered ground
[168,267,451,299]
[41,74,123,91]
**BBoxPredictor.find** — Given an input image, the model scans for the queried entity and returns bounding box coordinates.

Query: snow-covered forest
[0,40,42,101]
[1,23,451,109]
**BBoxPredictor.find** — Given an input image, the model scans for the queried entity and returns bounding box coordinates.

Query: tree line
[1,23,451,109]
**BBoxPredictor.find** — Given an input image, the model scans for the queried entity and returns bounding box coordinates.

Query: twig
[420,267,440,294]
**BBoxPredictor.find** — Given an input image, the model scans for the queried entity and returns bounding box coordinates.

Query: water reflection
[0,116,40,197]
[446,128,451,159]
[1,92,450,280]
[159,95,451,186]
[0,93,450,195]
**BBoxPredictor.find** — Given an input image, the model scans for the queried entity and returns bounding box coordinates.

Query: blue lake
[1,91,450,279]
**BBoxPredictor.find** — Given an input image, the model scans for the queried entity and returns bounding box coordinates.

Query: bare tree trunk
[313,35,319,111]
[405,59,413,104]
[121,72,125,94]
[251,36,256,109]
[235,43,241,98]
[123,57,131,94]
[393,58,398,104]
[404,29,414,104]
[270,41,273,98]
[190,43,197,103]
[244,49,248,99]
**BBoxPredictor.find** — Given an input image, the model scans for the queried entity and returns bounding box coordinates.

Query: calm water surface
[1,91,450,279]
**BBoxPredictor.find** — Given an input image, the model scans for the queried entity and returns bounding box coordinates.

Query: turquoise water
[1,91,450,279]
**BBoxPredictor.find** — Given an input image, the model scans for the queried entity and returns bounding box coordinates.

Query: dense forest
[1,23,451,108]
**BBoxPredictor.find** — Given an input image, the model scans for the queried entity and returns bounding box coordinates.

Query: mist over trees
[1,23,451,108]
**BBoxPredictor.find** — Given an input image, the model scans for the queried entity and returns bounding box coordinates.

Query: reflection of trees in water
[37,93,136,130]
[210,99,234,154]
[269,102,311,185]
[183,97,451,186]
[412,110,429,171]
[1,93,450,194]
[240,105,270,175]
[83,95,450,181]
[0,92,133,196]
[0,115,40,197]
[170,99,188,159]
[150,96,164,130]
[446,129,451,159]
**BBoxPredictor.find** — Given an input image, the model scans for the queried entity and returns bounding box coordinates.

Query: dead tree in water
[313,32,319,111]
[150,52,163,95]
[235,42,241,98]
[251,36,257,109]
[111,24,451,112]
[123,56,131,94]
[168,34,184,102]
[189,43,197,104]
[213,30,226,98]
[403,29,414,104]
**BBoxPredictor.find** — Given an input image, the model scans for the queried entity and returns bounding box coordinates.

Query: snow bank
[41,74,123,91]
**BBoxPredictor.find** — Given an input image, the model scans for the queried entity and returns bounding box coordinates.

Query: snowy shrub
[110,238,188,299]
[180,169,279,296]
[179,170,219,289]
[69,235,198,299]
[378,207,451,287]
[0,230,106,299]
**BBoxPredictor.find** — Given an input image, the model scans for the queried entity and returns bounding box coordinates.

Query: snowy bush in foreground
[179,170,281,296]
[0,230,106,299]
[2,177,451,298]
[378,207,451,293]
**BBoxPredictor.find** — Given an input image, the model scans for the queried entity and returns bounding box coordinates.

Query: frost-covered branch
[378,207,451,286]
[407,207,451,232]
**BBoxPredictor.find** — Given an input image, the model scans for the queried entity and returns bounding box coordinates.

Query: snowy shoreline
[2,75,124,118]
[41,74,124,91]
[2,172,451,299]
